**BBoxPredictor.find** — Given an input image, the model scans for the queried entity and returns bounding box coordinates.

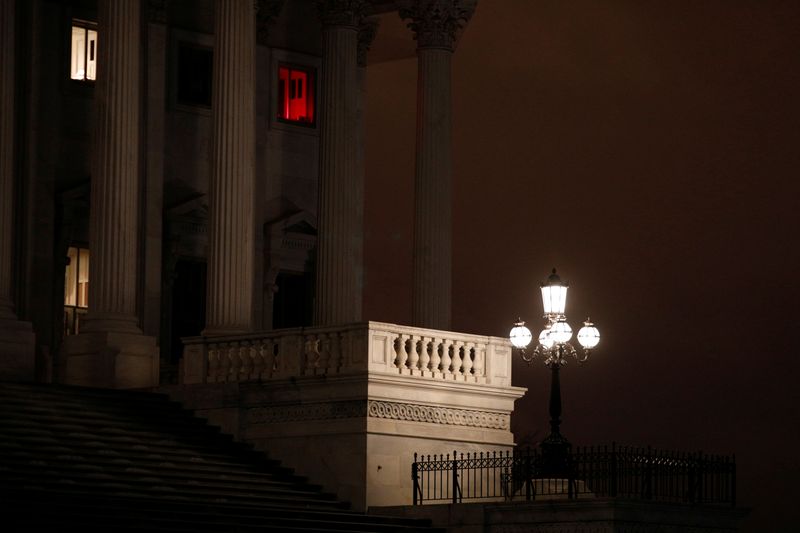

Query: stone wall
[375,499,749,533]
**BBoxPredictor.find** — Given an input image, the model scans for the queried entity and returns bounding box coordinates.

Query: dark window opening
[177,43,213,107]
[277,64,315,125]
[169,259,207,363]
[273,271,314,329]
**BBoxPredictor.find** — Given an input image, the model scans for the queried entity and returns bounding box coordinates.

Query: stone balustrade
[182,321,513,387]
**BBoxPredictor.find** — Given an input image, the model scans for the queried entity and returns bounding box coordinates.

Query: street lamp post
[509,268,600,478]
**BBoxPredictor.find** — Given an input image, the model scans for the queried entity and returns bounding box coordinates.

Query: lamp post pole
[509,269,600,478]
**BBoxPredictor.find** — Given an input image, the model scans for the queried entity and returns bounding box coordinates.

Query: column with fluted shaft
[204,0,256,335]
[314,0,366,326]
[83,0,142,334]
[61,0,157,388]
[354,17,377,322]
[0,0,17,323]
[0,0,35,380]
[401,0,474,331]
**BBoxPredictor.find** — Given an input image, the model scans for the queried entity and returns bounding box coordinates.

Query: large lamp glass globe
[541,268,568,317]
[577,319,600,349]
[509,321,532,349]
[550,320,573,344]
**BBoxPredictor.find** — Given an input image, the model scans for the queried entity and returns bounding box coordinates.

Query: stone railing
[181,321,513,387]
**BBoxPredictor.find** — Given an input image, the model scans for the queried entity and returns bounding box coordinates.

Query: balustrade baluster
[316,334,331,375]
[253,341,265,380]
[240,340,253,380]
[271,340,281,377]
[441,339,453,378]
[304,335,320,375]
[327,332,341,373]
[431,338,442,378]
[451,341,464,380]
[419,336,432,377]
[396,333,410,374]
[207,345,220,382]
[408,335,421,375]
[462,342,474,381]
[338,330,352,371]
[219,343,232,382]
[229,342,243,381]
[473,343,486,382]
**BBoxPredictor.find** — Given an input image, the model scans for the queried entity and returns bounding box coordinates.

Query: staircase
[0,382,438,532]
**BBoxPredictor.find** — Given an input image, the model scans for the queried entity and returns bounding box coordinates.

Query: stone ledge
[374,499,750,533]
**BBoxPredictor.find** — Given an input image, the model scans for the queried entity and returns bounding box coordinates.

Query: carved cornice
[400,0,476,51]
[494,525,716,533]
[369,400,510,430]
[247,399,510,430]
[146,0,168,24]
[317,0,368,29]
[256,0,285,45]
[249,400,368,423]
[357,17,379,67]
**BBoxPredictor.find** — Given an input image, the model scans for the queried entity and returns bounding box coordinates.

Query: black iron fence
[411,444,736,506]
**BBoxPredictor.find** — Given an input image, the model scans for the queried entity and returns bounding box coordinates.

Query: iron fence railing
[411,444,736,506]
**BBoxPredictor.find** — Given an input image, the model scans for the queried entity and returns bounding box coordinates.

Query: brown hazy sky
[363,1,800,530]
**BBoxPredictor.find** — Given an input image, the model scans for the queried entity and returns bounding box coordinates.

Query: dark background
[363,1,800,531]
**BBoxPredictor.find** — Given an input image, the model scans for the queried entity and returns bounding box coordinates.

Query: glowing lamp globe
[577,319,600,349]
[550,320,573,344]
[539,328,555,349]
[509,321,532,349]
[541,268,568,317]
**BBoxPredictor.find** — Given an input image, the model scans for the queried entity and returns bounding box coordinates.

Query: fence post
[697,451,704,504]
[567,447,574,499]
[452,450,460,504]
[610,443,618,497]
[525,447,533,501]
[412,453,420,505]
[644,445,652,499]
[731,454,736,507]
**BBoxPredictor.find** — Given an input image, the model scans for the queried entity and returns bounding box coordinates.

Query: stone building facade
[0,0,478,387]
[0,0,526,511]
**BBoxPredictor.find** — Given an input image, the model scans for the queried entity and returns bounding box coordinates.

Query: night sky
[363,1,799,530]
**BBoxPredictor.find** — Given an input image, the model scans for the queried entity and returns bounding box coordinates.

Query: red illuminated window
[278,65,315,125]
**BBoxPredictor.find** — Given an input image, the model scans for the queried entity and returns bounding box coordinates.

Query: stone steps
[0,382,439,532]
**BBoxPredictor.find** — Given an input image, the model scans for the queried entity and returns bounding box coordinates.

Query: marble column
[402,0,474,331]
[314,0,366,326]
[355,17,377,322]
[61,0,158,388]
[204,0,256,335]
[0,0,17,323]
[143,0,167,340]
[0,0,35,380]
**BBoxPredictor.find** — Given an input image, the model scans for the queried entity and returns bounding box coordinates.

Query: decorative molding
[493,525,723,533]
[368,400,509,430]
[247,399,509,430]
[357,17,379,67]
[317,0,368,29]
[256,0,284,45]
[249,400,368,424]
[400,0,476,51]
[146,0,168,24]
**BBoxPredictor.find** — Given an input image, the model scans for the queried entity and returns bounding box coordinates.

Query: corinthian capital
[256,0,285,45]
[317,0,368,29]
[357,17,379,67]
[400,0,476,51]
[147,0,168,24]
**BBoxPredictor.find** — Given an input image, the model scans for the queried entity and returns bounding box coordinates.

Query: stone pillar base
[61,331,158,389]
[0,319,36,381]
